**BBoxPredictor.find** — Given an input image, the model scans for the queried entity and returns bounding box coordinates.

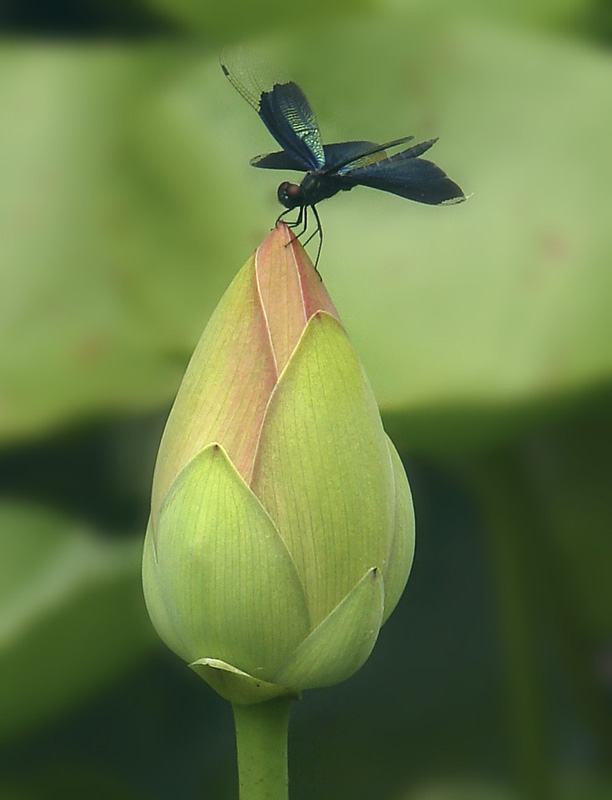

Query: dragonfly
[220,51,465,267]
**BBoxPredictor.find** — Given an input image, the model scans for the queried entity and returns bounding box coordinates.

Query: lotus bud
[142,223,415,705]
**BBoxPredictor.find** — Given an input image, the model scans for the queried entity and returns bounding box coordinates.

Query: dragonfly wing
[323,141,378,169]
[319,136,415,176]
[221,50,325,171]
[251,139,408,175]
[251,141,381,172]
[248,139,428,175]
[259,81,325,169]
[339,143,465,205]
[333,138,432,174]
[250,151,309,171]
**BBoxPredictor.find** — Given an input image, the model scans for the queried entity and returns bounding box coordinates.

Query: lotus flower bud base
[142,223,415,797]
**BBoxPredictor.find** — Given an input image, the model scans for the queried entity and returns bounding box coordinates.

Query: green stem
[232,698,293,800]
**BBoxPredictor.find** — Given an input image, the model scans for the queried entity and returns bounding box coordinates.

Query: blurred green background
[1,1,611,798]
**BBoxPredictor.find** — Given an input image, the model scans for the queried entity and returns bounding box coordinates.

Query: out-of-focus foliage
[1,0,611,798]
[307,19,612,452]
[408,780,517,800]
[136,0,592,38]
[405,776,612,799]
[139,0,370,39]
[0,0,171,35]
[2,20,611,455]
[0,44,235,443]
[522,401,612,641]
[0,502,153,741]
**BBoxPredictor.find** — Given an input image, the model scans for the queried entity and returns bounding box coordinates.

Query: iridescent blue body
[221,54,465,264]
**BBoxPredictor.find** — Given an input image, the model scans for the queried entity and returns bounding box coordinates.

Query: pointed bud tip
[273,220,297,244]
[258,222,315,278]
[256,221,296,255]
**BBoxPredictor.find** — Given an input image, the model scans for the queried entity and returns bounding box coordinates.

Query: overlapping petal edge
[150,224,339,525]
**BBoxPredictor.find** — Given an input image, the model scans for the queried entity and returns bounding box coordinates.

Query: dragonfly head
[278,181,304,210]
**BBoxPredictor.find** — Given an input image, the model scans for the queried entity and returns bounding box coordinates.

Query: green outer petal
[251,311,395,627]
[155,443,310,678]
[190,657,299,705]
[381,436,416,624]
[151,253,276,520]
[273,568,384,689]
[142,518,192,662]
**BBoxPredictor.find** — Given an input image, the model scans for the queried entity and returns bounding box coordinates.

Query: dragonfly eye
[277,181,303,209]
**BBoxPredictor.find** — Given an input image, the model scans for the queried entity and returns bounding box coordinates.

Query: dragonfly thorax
[221,51,465,268]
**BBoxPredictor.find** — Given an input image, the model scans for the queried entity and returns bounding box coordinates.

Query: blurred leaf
[0,501,154,741]
[525,400,612,639]
[405,775,612,799]
[407,780,516,799]
[306,20,612,452]
[0,44,234,443]
[2,20,611,455]
[559,778,612,800]
[136,0,592,39]
[381,0,592,32]
[0,768,146,800]
[138,0,370,39]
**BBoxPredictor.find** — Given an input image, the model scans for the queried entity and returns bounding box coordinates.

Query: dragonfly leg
[281,206,305,255]
[276,207,303,229]
[287,206,309,241]
[296,205,309,238]
[312,206,323,274]
[275,208,290,226]
[300,206,323,275]
[275,206,304,231]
